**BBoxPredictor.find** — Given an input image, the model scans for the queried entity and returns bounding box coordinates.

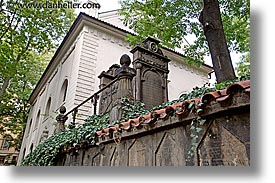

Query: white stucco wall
[17,30,85,164]
[167,61,209,100]
[71,25,132,122]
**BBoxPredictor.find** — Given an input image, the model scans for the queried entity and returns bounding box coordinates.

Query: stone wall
[56,80,250,166]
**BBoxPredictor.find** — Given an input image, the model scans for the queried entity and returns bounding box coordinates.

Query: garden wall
[57,80,250,166]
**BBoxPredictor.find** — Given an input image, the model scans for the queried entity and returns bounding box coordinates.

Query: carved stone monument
[97,37,170,122]
[130,37,170,108]
[98,64,120,114]
[98,54,136,123]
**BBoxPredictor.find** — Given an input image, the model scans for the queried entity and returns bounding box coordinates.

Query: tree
[119,0,250,82]
[0,51,50,149]
[199,0,235,82]
[0,0,76,149]
[235,53,250,79]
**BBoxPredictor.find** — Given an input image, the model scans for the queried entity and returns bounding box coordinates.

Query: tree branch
[0,33,32,101]
[0,8,18,41]
[0,78,10,101]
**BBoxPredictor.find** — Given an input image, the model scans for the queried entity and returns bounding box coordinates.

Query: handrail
[64,78,119,121]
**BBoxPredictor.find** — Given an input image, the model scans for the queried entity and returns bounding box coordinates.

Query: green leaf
[196,108,203,113]
[190,126,196,131]
[188,102,195,109]
[196,127,202,133]
[120,0,250,65]
[199,119,207,125]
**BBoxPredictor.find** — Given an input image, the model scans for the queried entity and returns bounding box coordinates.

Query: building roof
[28,12,212,103]
[95,80,250,142]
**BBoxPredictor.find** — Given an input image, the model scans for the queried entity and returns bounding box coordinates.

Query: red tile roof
[95,80,250,142]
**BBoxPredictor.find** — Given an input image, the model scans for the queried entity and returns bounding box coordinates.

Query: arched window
[22,148,26,159]
[44,97,51,119]
[27,119,32,135]
[35,110,41,129]
[30,143,33,153]
[60,79,68,103]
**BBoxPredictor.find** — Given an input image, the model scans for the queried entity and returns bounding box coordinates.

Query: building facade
[17,10,212,165]
[0,134,19,166]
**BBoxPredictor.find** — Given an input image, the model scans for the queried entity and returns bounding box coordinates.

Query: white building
[17,9,212,165]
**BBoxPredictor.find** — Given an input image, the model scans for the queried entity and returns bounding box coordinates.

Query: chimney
[81,0,100,18]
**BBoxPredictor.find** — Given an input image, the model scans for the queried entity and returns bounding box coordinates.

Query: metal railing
[63,78,119,125]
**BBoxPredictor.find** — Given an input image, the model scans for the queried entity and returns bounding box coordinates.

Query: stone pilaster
[108,54,136,123]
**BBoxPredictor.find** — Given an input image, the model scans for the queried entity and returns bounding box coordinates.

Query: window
[27,119,32,135]
[35,110,41,129]
[44,97,51,119]
[30,143,33,153]
[60,79,68,103]
[22,148,26,159]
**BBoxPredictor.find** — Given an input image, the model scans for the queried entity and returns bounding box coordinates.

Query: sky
[97,0,121,12]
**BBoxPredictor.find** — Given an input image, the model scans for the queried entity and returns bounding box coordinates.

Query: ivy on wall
[21,77,245,166]
[21,114,110,166]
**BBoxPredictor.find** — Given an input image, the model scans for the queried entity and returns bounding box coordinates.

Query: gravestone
[130,37,170,108]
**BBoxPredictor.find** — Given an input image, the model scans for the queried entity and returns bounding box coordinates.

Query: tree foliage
[0,0,76,149]
[119,0,250,66]
[235,53,250,80]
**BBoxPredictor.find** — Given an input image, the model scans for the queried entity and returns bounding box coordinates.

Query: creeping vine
[21,77,245,166]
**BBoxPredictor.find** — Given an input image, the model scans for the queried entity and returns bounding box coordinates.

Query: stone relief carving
[141,52,167,70]
[99,82,119,114]
[131,37,170,108]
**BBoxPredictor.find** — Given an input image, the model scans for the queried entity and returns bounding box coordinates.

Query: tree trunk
[0,78,10,101]
[199,0,236,83]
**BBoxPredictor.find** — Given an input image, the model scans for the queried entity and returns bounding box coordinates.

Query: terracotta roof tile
[201,91,221,104]
[119,121,131,131]
[226,80,250,95]
[129,118,140,127]
[191,98,201,104]
[95,131,102,137]
[245,88,250,93]
[146,111,161,124]
[95,80,250,142]
[216,95,231,102]
[219,89,228,96]
[142,113,151,120]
